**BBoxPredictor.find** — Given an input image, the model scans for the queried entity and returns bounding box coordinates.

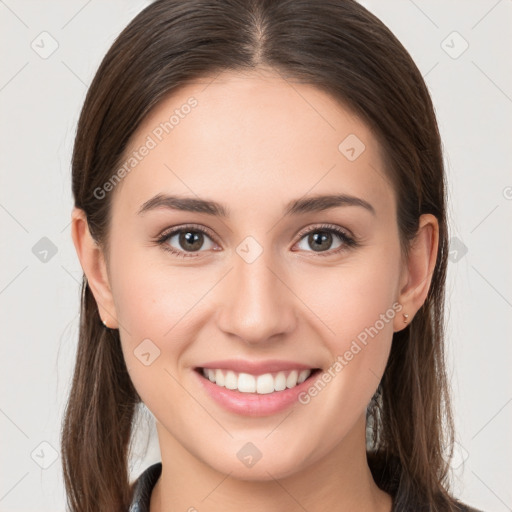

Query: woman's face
[101,68,409,479]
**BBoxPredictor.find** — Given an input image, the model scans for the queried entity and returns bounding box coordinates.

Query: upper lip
[196,359,318,375]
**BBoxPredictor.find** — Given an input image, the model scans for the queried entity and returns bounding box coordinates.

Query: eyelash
[154,223,358,259]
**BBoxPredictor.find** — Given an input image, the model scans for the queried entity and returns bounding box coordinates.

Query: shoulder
[128,462,162,512]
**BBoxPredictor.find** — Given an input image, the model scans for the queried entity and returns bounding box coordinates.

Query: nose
[215,245,298,345]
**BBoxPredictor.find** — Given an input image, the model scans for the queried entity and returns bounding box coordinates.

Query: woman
[62,0,483,511]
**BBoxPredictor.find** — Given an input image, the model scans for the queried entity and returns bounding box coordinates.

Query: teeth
[256,373,274,394]
[286,370,298,388]
[225,370,238,390]
[201,368,312,394]
[238,373,256,393]
[274,372,287,391]
[215,369,225,386]
[297,369,310,384]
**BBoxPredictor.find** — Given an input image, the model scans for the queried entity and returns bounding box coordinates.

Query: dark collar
[129,462,162,512]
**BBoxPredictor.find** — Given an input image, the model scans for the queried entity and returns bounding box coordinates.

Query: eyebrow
[137,192,376,217]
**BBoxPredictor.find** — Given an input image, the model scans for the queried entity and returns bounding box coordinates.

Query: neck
[150,414,393,512]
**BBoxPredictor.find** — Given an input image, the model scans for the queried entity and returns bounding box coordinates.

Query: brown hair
[62,1,459,510]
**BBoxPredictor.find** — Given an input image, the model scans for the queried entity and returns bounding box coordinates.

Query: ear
[70,207,119,329]
[394,213,439,332]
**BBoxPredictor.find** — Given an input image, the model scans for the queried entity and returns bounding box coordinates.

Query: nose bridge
[216,238,297,344]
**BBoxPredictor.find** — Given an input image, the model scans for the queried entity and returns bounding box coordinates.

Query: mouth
[194,367,322,395]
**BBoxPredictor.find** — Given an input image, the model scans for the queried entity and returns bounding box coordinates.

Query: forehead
[110,68,394,220]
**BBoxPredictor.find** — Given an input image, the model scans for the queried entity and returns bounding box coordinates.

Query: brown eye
[177,230,205,252]
[295,225,357,256]
[303,231,336,252]
[156,225,217,257]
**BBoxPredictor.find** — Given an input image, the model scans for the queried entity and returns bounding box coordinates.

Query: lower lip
[193,369,321,417]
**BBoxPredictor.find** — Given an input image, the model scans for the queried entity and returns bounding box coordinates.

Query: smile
[197,368,320,394]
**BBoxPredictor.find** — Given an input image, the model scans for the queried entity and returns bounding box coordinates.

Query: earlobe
[394,214,439,332]
[70,207,119,329]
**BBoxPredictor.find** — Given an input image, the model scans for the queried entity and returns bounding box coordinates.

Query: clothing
[128,462,484,512]
[129,462,162,512]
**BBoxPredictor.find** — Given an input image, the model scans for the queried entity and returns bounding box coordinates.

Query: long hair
[62,1,457,510]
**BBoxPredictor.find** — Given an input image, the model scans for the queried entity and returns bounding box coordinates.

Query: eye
[294,224,358,256]
[155,223,358,258]
[155,224,218,258]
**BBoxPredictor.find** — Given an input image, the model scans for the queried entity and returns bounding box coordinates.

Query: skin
[71,67,439,512]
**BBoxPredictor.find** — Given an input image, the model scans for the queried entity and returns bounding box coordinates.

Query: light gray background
[1,1,511,511]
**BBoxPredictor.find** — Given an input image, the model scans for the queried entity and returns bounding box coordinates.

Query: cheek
[295,248,400,406]
[108,240,210,340]
[110,256,201,420]
[108,245,222,404]
[295,246,401,347]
